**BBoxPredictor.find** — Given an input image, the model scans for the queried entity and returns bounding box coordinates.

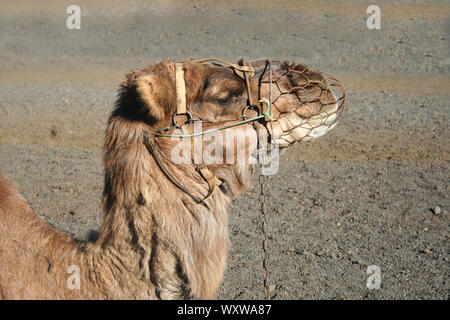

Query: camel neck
[89,164,229,299]
[87,113,243,298]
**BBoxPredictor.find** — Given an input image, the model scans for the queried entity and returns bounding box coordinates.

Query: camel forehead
[203,71,245,96]
[183,62,245,94]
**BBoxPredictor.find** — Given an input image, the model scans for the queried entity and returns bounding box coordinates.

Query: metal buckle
[242,105,261,120]
[172,111,193,128]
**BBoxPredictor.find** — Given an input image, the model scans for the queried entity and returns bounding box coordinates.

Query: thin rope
[153,100,274,138]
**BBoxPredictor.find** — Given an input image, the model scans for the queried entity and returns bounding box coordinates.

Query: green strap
[154,100,274,138]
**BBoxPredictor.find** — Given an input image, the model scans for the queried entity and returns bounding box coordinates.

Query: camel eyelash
[214,89,243,105]
[216,95,233,105]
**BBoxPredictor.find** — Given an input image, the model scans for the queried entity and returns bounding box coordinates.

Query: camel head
[111,59,345,202]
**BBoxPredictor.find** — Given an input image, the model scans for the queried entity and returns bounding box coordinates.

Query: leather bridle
[143,59,274,205]
[154,59,274,138]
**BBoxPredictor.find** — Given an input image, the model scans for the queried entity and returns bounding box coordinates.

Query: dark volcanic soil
[0,0,448,299]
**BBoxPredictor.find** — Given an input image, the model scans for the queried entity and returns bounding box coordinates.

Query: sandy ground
[0,0,448,299]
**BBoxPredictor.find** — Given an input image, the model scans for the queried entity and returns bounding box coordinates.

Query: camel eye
[216,95,233,105]
[214,90,242,106]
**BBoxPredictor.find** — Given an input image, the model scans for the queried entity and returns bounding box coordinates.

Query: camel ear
[135,73,175,122]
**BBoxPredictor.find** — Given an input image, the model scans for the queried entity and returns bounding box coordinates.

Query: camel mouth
[309,102,340,122]
[307,95,342,124]
[301,92,343,138]
[271,86,345,147]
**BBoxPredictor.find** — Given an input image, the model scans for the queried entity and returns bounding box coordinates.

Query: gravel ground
[0,0,448,299]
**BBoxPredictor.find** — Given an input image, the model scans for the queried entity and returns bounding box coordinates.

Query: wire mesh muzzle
[261,65,346,145]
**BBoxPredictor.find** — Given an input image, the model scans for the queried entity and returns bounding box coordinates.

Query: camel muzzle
[261,62,346,146]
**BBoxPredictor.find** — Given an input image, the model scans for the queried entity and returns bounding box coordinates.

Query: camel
[0,59,345,299]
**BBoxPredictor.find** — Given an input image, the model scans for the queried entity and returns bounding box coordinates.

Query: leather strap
[196,165,222,201]
[143,135,204,204]
[144,124,223,204]
[175,62,187,115]
[191,58,254,78]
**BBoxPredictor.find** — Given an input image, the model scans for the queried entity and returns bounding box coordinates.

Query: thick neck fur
[90,112,250,299]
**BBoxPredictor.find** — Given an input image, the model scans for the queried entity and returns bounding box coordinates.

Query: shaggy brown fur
[0,59,342,299]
